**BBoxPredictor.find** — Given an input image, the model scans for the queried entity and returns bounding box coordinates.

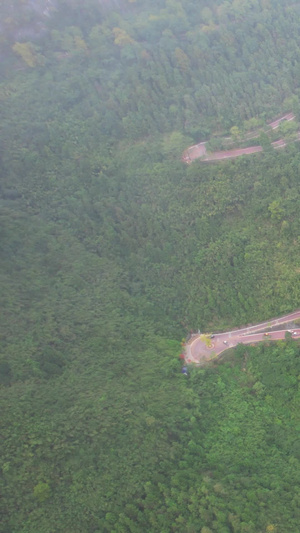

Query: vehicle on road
[210,335,215,338]
[189,309,300,364]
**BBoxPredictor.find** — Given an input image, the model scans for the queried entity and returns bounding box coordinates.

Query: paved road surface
[203,145,262,160]
[268,112,295,129]
[242,113,295,141]
[185,310,300,365]
[182,113,297,163]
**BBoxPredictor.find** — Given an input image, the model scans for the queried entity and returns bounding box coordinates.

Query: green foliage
[268,199,285,221]
[279,120,298,136]
[162,131,193,158]
[33,482,51,502]
[0,360,12,386]
[12,42,39,67]
[1,0,300,532]
[259,132,273,152]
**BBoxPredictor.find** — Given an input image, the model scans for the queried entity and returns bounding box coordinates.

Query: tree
[33,482,51,502]
[162,131,192,159]
[268,200,284,221]
[12,42,39,67]
[279,119,298,141]
[230,126,241,142]
[259,132,273,152]
[174,47,190,72]
[201,7,214,25]
[113,27,136,47]
[0,361,12,386]
[200,334,212,348]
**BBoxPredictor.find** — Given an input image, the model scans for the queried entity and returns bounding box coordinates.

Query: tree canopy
[1,0,300,531]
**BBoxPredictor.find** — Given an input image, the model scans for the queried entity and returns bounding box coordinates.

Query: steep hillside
[1,1,300,532]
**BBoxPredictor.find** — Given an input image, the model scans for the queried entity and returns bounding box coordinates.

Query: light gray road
[268,112,295,129]
[186,310,300,364]
[183,113,297,163]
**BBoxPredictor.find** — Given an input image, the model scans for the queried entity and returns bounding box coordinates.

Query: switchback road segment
[185,310,300,365]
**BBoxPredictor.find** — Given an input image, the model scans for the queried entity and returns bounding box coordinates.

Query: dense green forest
[1,0,300,531]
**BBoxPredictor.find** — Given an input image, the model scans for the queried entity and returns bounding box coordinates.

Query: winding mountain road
[182,113,297,163]
[185,310,300,365]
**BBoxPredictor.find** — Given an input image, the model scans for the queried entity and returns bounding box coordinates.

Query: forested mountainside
[1,1,300,532]
[2,0,300,141]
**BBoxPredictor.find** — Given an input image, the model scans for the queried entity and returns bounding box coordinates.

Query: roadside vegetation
[1,1,300,531]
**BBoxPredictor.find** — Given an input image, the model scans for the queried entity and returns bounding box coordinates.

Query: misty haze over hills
[1,1,300,532]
